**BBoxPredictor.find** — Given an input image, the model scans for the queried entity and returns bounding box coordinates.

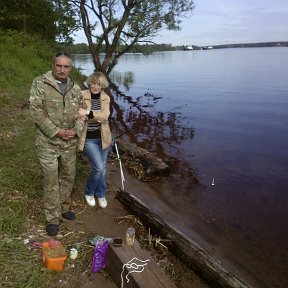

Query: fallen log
[114,139,170,176]
[116,189,251,288]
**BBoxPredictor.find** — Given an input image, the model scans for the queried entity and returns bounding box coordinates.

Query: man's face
[52,56,72,82]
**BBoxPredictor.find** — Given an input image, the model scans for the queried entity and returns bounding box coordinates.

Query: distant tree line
[59,42,190,54]
[56,41,288,55]
[213,42,288,49]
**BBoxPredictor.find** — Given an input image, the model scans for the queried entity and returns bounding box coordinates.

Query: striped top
[86,92,101,139]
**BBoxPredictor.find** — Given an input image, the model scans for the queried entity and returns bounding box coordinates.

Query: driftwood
[114,139,170,176]
[116,189,251,288]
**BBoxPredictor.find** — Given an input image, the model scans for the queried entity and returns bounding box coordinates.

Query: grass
[0,239,57,288]
[0,31,88,287]
[0,94,62,288]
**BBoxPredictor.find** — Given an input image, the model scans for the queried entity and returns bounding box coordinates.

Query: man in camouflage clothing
[29,52,84,236]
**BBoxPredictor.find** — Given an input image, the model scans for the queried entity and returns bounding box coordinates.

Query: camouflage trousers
[36,140,77,224]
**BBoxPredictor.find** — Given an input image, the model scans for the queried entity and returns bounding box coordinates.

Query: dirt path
[60,155,209,288]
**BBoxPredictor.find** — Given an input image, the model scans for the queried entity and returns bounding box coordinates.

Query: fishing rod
[113,103,188,141]
[114,141,125,190]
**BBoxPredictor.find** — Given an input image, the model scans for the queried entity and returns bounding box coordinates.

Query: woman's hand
[78,108,87,117]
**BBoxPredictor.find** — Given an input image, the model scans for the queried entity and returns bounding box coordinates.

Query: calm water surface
[72,48,288,288]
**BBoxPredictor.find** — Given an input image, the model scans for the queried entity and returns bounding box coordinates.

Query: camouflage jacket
[29,71,84,146]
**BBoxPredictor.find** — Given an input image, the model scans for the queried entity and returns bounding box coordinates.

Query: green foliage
[0,0,79,42]
[51,0,81,43]
[0,29,54,53]
[64,42,187,55]
[0,0,55,40]
[0,30,53,92]
[58,42,91,54]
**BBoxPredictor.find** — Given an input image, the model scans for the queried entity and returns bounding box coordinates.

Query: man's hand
[56,129,76,140]
[65,129,76,139]
[56,130,66,139]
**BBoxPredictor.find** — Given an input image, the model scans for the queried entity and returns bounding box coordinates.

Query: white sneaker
[85,195,96,207]
[98,197,107,208]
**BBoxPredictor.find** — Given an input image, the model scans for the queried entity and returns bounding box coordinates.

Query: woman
[78,72,112,208]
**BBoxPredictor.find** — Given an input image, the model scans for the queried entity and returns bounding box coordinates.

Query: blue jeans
[84,138,109,198]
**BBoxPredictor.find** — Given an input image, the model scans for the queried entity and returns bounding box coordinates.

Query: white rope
[121,257,150,288]
[114,142,125,190]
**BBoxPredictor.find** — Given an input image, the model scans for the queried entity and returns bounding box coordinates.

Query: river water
[72,48,288,288]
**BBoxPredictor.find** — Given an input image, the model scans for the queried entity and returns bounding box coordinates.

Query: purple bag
[92,240,109,273]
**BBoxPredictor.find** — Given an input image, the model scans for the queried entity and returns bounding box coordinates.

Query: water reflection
[110,70,135,91]
[108,82,195,176]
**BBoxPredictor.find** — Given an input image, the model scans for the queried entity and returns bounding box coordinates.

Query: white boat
[184,45,193,51]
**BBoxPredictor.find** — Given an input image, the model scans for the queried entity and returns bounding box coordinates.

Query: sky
[73,0,288,46]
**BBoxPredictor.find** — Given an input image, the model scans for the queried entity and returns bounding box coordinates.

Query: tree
[0,0,79,43]
[70,0,194,75]
[51,0,81,43]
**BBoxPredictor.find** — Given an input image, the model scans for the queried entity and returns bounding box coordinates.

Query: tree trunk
[114,139,170,176]
[116,190,251,288]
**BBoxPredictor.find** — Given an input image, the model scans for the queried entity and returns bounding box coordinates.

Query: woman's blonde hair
[86,71,109,88]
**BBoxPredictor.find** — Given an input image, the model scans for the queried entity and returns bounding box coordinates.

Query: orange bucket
[42,241,67,271]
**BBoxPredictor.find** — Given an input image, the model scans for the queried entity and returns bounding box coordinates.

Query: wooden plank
[106,239,177,288]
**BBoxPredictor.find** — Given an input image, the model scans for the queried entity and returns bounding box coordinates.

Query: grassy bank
[0,31,87,287]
